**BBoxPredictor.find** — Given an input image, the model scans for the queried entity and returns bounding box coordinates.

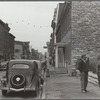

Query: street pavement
[45,66,100,99]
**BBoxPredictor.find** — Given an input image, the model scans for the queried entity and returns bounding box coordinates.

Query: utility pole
[43,42,50,77]
[46,42,49,70]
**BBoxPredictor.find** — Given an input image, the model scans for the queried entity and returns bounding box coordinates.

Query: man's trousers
[80,72,88,91]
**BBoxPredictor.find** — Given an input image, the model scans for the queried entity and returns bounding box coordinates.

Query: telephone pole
[43,42,50,77]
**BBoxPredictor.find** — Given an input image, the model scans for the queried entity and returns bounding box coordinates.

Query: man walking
[77,54,89,93]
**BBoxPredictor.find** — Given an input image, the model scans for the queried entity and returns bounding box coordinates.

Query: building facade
[0,19,15,61]
[51,1,100,75]
[50,2,72,73]
[49,33,55,66]
[71,1,100,64]
[14,41,30,59]
[9,33,15,59]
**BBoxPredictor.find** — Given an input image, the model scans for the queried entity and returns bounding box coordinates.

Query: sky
[0,1,64,54]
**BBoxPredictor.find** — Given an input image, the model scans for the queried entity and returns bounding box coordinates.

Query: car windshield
[12,64,29,69]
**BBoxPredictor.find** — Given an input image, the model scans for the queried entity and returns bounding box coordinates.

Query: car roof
[31,60,41,62]
[9,59,42,67]
[10,59,33,62]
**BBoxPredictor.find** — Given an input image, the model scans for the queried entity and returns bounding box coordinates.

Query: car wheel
[2,90,7,96]
[11,74,26,89]
[34,82,39,97]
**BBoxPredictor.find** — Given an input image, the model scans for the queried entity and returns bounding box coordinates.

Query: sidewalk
[45,66,100,99]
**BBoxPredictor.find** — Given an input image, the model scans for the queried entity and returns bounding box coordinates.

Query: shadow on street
[2,91,38,98]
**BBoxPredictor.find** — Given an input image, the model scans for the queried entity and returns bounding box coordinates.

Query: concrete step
[55,67,67,74]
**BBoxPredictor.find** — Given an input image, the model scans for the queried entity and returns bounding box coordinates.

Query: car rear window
[12,64,29,69]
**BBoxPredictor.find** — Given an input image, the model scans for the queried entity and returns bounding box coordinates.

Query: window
[12,64,29,69]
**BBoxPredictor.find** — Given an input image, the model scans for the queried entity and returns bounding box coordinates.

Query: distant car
[0,59,42,96]
[0,63,7,71]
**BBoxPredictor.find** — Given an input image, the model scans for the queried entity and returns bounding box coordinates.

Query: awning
[54,43,67,47]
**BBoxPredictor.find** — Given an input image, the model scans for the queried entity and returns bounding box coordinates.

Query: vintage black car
[0,59,42,96]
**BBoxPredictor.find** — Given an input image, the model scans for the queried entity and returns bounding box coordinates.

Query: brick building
[50,1,100,74]
[0,19,15,61]
[14,41,30,59]
[71,1,100,63]
[9,33,15,59]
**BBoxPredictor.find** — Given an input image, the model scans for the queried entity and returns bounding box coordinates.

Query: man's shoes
[85,90,89,92]
[81,90,86,93]
[81,90,89,93]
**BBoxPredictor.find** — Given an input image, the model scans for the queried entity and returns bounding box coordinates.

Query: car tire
[2,90,7,96]
[34,81,39,97]
[34,89,38,97]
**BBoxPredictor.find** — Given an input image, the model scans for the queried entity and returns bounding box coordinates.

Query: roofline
[9,33,15,38]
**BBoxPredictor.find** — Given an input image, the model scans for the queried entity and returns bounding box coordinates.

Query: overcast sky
[0,1,64,54]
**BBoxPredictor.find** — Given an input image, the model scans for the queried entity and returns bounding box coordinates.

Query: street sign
[43,46,47,49]
[46,42,50,46]
[54,43,67,47]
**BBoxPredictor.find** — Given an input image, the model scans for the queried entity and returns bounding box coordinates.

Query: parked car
[0,65,6,71]
[0,61,8,71]
[0,59,42,96]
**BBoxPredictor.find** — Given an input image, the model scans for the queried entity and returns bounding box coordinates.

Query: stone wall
[72,1,100,62]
